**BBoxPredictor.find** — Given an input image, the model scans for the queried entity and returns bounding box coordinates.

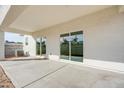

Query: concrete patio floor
[0,60,124,88]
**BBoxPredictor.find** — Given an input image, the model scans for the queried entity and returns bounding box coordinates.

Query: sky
[5,32,24,42]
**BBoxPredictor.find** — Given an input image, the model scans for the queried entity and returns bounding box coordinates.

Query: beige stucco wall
[32,6,124,63]
[0,31,4,59]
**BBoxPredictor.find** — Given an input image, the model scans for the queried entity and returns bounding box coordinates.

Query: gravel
[0,65,14,88]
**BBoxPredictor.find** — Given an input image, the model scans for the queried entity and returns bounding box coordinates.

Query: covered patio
[0,59,124,88]
[0,5,124,88]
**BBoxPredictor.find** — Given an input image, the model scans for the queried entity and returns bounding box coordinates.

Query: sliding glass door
[41,37,46,54]
[60,31,83,62]
[36,38,41,55]
[60,33,69,60]
[36,37,46,56]
[70,31,83,62]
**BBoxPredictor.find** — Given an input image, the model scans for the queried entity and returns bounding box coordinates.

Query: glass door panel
[60,33,70,60]
[36,37,46,56]
[41,37,46,54]
[36,38,41,55]
[70,31,83,62]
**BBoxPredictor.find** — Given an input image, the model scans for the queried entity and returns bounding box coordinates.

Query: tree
[63,38,68,44]
[72,36,78,45]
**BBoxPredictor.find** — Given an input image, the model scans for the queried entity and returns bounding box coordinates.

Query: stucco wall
[32,6,124,63]
[23,35,36,56]
[0,31,4,59]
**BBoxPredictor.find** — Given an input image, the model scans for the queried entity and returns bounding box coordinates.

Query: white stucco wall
[23,35,36,56]
[0,31,4,59]
[32,6,124,64]
[20,6,124,72]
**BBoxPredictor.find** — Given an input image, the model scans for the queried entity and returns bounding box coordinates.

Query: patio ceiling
[1,5,122,34]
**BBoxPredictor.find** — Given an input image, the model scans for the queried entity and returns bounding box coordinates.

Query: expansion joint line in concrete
[22,64,68,88]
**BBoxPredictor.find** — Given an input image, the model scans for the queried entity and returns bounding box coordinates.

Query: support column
[0,31,5,60]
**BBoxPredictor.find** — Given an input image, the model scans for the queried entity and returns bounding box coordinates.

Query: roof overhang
[0,5,121,34]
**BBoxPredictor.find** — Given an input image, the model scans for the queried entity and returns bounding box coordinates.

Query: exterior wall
[5,43,23,58]
[32,6,124,64]
[0,31,4,59]
[23,35,36,56]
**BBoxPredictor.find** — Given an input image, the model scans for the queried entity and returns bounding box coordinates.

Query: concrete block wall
[5,43,24,58]
[0,31,4,59]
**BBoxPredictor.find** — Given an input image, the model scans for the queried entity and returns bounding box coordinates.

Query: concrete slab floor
[0,60,124,88]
